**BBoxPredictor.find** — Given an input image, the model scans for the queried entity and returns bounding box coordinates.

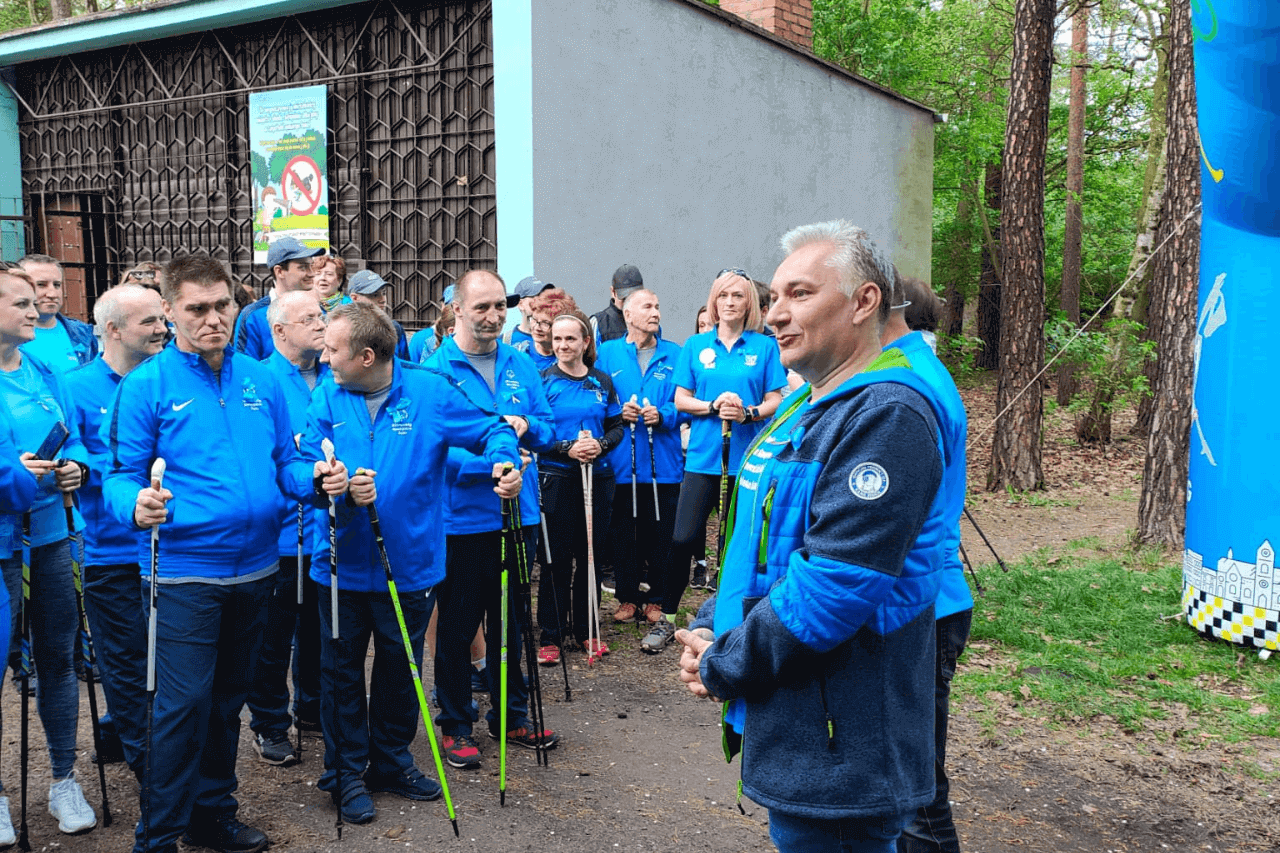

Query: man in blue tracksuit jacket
[300,301,522,824]
[678,224,946,853]
[233,236,323,361]
[103,256,348,853]
[246,290,331,769]
[882,283,972,853]
[19,254,98,372]
[595,288,686,647]
[426,269,560,770]
[65,284,169,774]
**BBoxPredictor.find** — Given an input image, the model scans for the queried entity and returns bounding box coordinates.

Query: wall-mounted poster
[249,84,329,264]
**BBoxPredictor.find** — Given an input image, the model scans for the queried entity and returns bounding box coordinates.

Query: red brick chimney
[719,0,813,51]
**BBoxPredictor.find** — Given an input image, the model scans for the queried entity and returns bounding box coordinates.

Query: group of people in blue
[0,216,972,853]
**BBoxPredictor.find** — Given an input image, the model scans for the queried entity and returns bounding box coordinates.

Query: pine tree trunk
[975,160,1003,371]
[50,0,72,19]
[1057,2,1088,407]
[988,0,1053,492]
[1136,0,1200,548]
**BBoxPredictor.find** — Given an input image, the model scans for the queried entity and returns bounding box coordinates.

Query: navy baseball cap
[266,236,324,269]
[348,269,392,295]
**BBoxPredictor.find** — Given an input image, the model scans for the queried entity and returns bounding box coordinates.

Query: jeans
[899,608,972,853]
[316,584,433,792]
[248,556,320,737]
[434,530,532,737]
[82,561,148,771]
[132,574,272,853]
[610,483,679,608]
[770,809,913,853]
[1,539,80,786]
[537,470,615,645]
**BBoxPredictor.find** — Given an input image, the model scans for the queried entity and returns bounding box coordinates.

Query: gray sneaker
[253,731,299,766]
[640,618,676,654]
[48,773,97,834]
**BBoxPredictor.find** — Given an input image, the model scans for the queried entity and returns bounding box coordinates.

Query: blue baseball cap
[348,269,392,295]
[266,236,324,269]
[515,276,554,299]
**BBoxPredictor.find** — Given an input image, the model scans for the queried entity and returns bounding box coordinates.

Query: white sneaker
[0,795,15,846]
[48,773,97,834]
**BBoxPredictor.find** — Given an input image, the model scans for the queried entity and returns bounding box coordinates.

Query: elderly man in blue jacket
[677,222,947,853]
[304,301,522,825]
[104,255,349,853]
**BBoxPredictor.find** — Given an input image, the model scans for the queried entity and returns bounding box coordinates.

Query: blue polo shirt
[674,330,787,476]
[539,365,623,475]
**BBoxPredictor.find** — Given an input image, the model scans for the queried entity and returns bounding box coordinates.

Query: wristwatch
[707,400,719,417]
[746,406,760,422]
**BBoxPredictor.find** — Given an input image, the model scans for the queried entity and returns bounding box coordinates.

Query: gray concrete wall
[529,0,934,343]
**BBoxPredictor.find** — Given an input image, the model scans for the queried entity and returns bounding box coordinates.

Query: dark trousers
[247,556,320,736]
[133,574,272,853]
[434,530,533,738]
[610,483,679,607]
[83,562,148,771]
[537,469,615,645]
[316,584,433,793]
[898,608,972,853]
[668,472,736,612]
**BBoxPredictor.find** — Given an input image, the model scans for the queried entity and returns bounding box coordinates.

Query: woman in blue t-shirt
[0,266,97,835]
[672,269,786,594]
[536,312,623,663]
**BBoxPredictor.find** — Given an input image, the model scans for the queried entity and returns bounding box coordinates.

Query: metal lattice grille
[15,0,495,326]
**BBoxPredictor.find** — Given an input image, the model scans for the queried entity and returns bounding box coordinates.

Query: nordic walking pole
[629,395,637,519]
[496,471,511,806]
[143,458,166,853]
[295,500,305,756]
[643,397,659,521]
[359,472,458,834]
[963,506,1010,573]
[63,493,112,826]
[531,453,553,566]
[17,513,32,852]
[717,419,732,571]
[530,456,570,701]
[507,497,549,766]
[320,439,343,841]
[578,430,602,665]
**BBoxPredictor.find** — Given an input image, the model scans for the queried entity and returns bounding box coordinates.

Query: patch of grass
[1002,486,1076,508]
[957,548,1280,743]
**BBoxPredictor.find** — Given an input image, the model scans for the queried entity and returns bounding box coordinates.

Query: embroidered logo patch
[389,399,413,434]
[849,462,889,500]
[241,380,262,411]
[744,354,758,367]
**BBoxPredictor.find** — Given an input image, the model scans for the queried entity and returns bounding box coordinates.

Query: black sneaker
[488,724,560,750]
[690,563,708,590]
[442,734,482,769]
[182,815,269,853]
[253,731,298,767]
[331,780,376,824]
[599,567,616,595]
[365,767,441,802]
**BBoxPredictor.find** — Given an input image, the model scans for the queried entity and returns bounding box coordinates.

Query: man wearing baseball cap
[348,270,411,361]
[591,264,644,345]
[504,276,555,352]
[235,236,324,360]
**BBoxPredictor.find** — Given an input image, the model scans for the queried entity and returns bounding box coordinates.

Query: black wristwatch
[747,406,760,422]
[707,400,719,417]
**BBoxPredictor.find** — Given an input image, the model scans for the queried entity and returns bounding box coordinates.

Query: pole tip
[451,819,460,837]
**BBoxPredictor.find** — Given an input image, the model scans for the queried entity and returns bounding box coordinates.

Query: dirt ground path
[6,377,1275,852]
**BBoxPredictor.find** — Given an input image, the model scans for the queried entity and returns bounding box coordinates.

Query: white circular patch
[849,462,890,500]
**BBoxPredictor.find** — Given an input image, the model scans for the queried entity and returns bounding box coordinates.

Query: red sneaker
[537,644,560,666]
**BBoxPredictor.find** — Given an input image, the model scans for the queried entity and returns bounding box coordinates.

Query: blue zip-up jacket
[65,356,143,565]
[302,360,520,592]
[889,331,972,619]
[0,353,90,548]
[263,350,330,559]
[233,294,274,361]
[427,337,555,533]
[60,314,98,365]
[693,349,946,820]
[595,336,686,483]
[103,343,316,580]
[0,420,38,554]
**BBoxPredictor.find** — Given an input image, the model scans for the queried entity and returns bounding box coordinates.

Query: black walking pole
[295,500,305,756]
[17,513,32,852]
[143,458,166,853]
[360,479,458,835]
[530,459,570,701]
[320,439,344,841]
[502,485,549,767]
[963,506,1010,573]
[63,493,112,826]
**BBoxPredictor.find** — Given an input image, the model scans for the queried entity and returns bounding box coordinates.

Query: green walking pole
[495,464,513,805]
[359,470,459,835]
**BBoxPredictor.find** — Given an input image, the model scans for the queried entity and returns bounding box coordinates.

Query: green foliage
[250,151,270,190]
[266,131,327,185]
[936,331,986,380]
[1047,315,1153,428]
[960,546,1280,740]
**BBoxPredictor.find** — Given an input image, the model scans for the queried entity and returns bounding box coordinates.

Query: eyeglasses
[287,314,326,327]
[529,319,553,330]
[718,268,751,281]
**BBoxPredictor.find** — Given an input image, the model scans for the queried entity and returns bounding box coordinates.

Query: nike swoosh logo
[457,379,466,386]
[172,399,195,412]
[611,369,624,377]
[333,421,346,428]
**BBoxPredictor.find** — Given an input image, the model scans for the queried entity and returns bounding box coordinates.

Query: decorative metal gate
[13,0,495,328]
